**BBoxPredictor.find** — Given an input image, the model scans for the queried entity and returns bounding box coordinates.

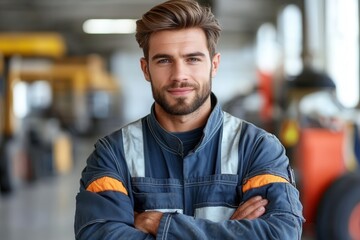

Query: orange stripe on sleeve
[86,176,128,195]
[243,174,288,193]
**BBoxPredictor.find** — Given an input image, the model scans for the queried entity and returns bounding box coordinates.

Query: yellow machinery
[0,33,119,193]
[0,33,66,138]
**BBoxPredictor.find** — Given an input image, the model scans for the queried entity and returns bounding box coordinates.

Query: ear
[211,53,221,78]
[140,58,150,81]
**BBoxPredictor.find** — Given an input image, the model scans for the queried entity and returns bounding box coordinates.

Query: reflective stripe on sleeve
[86,176,128,195]
[122,119,145,177]
[242,174,288,193]
[221,112,242,174]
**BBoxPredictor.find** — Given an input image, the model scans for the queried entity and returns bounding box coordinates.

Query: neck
[154,97,212,132]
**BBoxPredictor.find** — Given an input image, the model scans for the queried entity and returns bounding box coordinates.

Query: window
[326,0,359,108]
[278,4,303,77]
[255,23,280,74]
[13,81,29,118]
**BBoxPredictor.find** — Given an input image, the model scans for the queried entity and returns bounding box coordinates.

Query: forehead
[148,28,209,56]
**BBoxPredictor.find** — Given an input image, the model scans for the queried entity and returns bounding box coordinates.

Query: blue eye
[157,58,171,64]
[187,57,200,63]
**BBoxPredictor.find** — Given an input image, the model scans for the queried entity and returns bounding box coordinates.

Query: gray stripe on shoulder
[122,119,145,177]
[221,112,242,174]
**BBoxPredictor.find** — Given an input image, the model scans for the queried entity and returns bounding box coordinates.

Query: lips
[168,87,193,96]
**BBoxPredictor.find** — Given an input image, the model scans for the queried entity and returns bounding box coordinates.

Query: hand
[230,196,268,220]
[134,211,163,236]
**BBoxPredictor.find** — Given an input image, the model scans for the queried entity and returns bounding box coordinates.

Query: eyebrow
[151,51,206,61]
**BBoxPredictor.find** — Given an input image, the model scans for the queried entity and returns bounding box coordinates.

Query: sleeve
[74,135,155,240]
[155,133,305,240]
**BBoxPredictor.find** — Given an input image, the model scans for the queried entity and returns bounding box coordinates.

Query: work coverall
[75,94,304,239]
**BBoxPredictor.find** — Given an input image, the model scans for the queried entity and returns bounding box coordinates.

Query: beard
[149,74,212,116]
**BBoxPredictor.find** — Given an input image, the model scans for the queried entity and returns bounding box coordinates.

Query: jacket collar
[146,93,223,155]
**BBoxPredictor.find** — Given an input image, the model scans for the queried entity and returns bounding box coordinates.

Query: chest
[131,172,242,221]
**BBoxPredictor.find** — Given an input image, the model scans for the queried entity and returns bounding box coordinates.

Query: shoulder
[222,111,283,150]
[102,117,145,144]
[222,111,269,137]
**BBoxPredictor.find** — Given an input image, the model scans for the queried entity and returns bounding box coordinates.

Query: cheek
[195,67,212,81]
[148,72,167,89]
[149,70,165,83]
[150,69,176,89]
[148,66,168,78]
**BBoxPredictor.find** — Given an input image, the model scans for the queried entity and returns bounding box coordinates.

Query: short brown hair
[136,0,221,60]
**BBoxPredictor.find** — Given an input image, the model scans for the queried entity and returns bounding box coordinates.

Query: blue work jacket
[75,94,304,239]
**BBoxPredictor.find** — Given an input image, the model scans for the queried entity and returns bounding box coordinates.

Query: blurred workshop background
[0,0,359,239]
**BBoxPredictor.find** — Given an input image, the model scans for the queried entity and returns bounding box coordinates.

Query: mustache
[166,82,196,89]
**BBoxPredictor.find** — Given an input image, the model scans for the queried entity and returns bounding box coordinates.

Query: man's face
[141,28,220,116]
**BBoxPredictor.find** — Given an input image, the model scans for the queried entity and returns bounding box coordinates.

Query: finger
[238,196,263,209]
[239,198,268,219]
[243,203,267,220]
[230,199,267,220]
[230,197,268,220]
[231,199,267,220]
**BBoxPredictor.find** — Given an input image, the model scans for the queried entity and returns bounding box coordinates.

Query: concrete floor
[0,136,91,240]
[0,171,80,240]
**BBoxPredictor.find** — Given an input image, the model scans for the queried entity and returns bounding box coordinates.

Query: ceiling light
[83,19,137,34]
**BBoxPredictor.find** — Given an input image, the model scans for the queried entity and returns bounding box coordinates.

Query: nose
[171,61,188,82]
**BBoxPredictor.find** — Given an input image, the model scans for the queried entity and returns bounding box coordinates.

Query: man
[74,0,304,239]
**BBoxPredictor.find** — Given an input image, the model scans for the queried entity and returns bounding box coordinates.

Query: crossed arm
[76,133,303,239]
[134,196,268,236]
